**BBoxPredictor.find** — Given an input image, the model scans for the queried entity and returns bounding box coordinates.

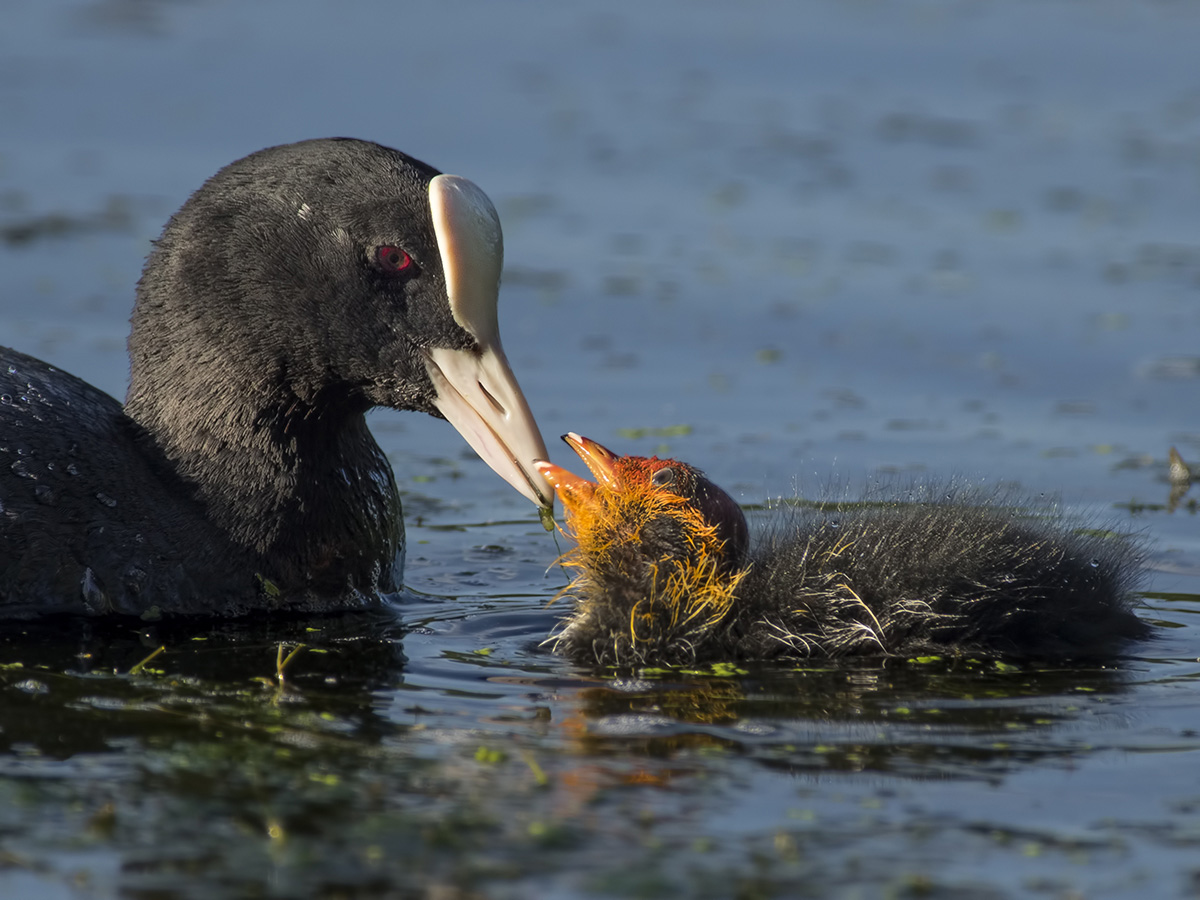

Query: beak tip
[532,461,560,493]
[557,432,619,483]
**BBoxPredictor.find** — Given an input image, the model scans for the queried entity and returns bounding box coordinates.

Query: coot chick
[0,138,551,618]
[536,434,1148,667]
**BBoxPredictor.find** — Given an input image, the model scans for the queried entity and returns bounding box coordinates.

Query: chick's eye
[376,245,415,275]
[651,467,678,487]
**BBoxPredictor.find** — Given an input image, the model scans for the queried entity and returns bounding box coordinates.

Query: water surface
[2,1,1200,896]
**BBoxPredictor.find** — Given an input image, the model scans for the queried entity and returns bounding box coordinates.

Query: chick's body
[537,435,1148,667]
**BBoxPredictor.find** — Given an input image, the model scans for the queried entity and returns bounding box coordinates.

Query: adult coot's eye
[651,467,677,487]
[376,245,415,275]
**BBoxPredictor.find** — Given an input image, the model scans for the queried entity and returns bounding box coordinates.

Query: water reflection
[6,0,1200,895]
[0,591,1194,896]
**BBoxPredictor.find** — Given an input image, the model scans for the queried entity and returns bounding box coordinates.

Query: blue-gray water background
[2,2,1199,897]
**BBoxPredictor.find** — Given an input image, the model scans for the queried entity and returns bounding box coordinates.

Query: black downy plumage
[537,434,1148,667]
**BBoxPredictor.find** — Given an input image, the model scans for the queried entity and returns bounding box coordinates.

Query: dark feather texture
[1,139,548,618]
[539,438,1148,667]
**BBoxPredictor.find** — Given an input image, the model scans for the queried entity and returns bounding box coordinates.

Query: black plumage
[537,434,1148,667]
[1,139,550,618]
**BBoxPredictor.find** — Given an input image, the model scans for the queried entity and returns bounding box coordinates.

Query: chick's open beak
[533,433,623,514]
[560,432,620,487]
[533,459,595,512]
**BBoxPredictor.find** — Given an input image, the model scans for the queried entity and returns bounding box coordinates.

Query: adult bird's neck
[124,368,404,596]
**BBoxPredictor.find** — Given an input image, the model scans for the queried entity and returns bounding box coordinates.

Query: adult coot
[536,434,1148,667]
[0,138,551,618]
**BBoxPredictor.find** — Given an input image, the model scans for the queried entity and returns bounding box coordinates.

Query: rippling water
[2,1,1200,896]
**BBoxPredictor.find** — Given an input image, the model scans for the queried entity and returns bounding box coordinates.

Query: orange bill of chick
[535,433,751,666]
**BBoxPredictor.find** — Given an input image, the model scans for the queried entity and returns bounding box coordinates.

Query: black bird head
[128,137,552,508]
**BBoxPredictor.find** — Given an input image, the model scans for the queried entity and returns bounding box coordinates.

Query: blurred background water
[2,1,1199,897]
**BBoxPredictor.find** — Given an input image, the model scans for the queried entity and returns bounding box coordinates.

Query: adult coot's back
[0,138,551,618]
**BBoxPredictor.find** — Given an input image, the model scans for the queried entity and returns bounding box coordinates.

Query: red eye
[376,245,414,274]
